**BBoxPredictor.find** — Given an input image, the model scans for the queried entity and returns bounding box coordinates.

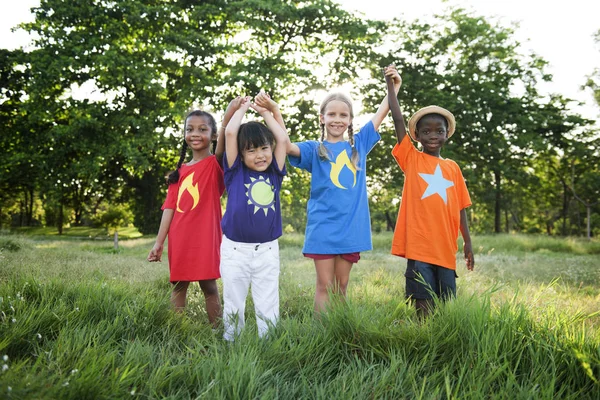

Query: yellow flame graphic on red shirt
[329,151,356,189]
[176,172,200,213]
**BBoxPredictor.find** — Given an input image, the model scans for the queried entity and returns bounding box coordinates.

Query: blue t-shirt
[288,121,380,254]
[221,153,286,243]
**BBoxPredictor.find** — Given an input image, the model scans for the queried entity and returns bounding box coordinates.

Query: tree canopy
[1,0,598,237]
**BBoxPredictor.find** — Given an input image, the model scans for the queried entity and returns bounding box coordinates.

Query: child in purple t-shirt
[220,93,289,341]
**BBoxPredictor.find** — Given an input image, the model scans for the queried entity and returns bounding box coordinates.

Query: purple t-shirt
[221,153,286,243]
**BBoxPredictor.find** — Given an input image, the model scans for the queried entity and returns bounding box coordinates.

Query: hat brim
[407,106,456,141]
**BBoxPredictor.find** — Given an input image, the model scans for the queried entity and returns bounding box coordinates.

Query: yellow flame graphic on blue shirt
[330,151,356,189]
[176,172,200,213]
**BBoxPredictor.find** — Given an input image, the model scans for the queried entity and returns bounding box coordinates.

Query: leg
[332,256,353,298]
[251,241,280,338]
[405,260,437,319]
[199,279,222,328]
[314,258,335,314]
[170,281,190,312]
[415,299,434,318]
[220,239,251,341]
[437,267,457,303]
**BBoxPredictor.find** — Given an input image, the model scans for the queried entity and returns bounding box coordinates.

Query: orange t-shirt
[391,136,471,270]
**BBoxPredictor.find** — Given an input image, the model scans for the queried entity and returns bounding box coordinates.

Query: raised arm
[460,208,474,271]
[254,91,300,158]
[386,68,407,144]
[224,96,252,168]
[252,92,289,170]
[216,96,243,162]
[370,65,402,131]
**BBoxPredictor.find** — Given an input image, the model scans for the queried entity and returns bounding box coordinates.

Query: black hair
[416,113,449,131]
[166,110,217,185]
[237,121,275,155]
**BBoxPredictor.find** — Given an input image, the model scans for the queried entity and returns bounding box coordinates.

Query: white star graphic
[418,164,454,204]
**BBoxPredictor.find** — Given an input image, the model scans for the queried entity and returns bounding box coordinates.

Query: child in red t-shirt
[385,68,475,318]
[147,101,240,327]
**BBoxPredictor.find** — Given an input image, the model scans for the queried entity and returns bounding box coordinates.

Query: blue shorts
[404,259,457,300]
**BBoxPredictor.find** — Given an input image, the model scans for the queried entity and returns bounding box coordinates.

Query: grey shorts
[405,259,457,300]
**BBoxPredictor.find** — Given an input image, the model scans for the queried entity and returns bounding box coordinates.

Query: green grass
[0,233,599,399]
[10,226,143,240]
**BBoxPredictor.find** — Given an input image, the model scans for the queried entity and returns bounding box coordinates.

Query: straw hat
[407,105,456,141]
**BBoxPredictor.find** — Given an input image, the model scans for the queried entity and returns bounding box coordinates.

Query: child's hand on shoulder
[384,64,402,93]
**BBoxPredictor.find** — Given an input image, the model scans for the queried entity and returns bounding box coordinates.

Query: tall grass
[0,233,598,399]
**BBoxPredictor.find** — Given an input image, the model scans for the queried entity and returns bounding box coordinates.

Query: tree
[361,9,590,233]
[13,0,382,234]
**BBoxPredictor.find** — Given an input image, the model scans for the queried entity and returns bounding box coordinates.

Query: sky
[1,0,599,122]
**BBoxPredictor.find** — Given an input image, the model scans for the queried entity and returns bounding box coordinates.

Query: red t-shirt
[391,136,471,270]
[162,156,225,281]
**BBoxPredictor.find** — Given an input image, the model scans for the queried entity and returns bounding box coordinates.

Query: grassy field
[0,232,598,399]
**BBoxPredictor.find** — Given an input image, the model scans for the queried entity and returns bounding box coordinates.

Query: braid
[317,123,330,161]
[347,123,361,170]
[167,139,188,184]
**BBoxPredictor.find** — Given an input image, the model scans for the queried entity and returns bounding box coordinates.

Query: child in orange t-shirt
[385,69,474,318]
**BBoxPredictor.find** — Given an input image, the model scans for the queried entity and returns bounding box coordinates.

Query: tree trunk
[494,169,501,233]
[561,181,568,236]
[57,202,64,235]
[385,211,396,231]
[586,206,591,240]
[114,231,119,250]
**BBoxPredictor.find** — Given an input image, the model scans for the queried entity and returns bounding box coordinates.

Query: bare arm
[216,96,243,162]
[254,91,300,158]
[224,96,252,168]
[147,208,175,262]
[251,95,289,170]
[370,65,402,131]
[386,68,407,144]
[460,208,474,270]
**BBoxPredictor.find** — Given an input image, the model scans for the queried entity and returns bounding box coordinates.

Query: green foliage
[0,233,599,398]
[1,2,598,237]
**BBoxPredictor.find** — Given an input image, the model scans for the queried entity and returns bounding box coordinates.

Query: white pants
[220,235,280,341]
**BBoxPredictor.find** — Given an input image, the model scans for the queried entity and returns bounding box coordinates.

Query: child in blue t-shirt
[286,66,402,313]
[220,94,289,341]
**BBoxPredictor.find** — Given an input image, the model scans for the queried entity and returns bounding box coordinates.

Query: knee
[336,279,349,292]
[172,281,189,293]
[200,280,219,297]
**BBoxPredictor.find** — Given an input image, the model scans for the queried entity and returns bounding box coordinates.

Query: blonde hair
[317,92,360,170]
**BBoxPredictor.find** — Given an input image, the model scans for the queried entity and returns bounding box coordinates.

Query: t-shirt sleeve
[161,182,177,210]
[288,141,317,172]
[391,135,414,172]
[223,152,243,188]
[354,120,381,155]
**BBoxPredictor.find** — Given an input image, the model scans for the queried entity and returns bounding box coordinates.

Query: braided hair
[318,92,360,170]
[166,110,217,185]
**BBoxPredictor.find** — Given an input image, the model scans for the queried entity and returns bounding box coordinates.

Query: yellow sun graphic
[245,176,276,216]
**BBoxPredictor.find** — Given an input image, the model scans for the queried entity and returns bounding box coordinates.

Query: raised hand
[223,96,244,125]
[384,64,402,93]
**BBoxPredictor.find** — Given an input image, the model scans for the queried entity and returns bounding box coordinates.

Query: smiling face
[242,144,273,172]
[184,115,214,154]
[415,114,449,157]
[320,99,353,142]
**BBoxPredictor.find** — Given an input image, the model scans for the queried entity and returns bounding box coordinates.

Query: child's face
[185,115,213,152]
[320,100,352,141]
[415,115,448,156]
[242,144,273,172]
